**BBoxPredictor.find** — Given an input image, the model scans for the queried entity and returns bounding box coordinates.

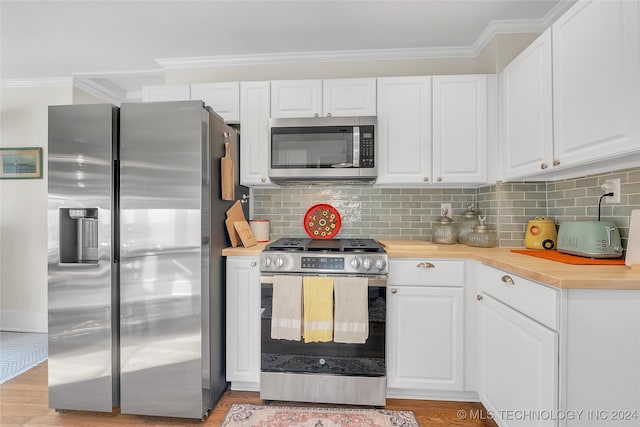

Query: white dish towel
[270,275,302,341]
[333,277,369,344]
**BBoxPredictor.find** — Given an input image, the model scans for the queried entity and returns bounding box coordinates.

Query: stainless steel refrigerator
[48,101,247,419]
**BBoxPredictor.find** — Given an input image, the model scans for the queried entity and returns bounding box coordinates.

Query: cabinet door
[501,29,554,179]
[226,257,261,387]
[432,75,488,184]
[552,0,640,167]
[240,81,273,186]
[478,294,558,427]
[141,84,191,102]
[323,78,376,117]
[270,80,322,118]
[191,82,240,123]
[387,286,464,391]
[376,77,432,185]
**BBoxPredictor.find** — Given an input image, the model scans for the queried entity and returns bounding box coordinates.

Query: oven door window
[261,283,385,377]
[271,126,354,169]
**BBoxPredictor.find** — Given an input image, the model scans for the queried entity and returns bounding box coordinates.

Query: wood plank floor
[0,362,497,426]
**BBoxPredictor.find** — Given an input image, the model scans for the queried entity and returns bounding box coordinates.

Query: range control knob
[350,257,361,269]
[262,257,271,268]
[375,258,387,271]
[274,256,284,268]
[362,257,373,270]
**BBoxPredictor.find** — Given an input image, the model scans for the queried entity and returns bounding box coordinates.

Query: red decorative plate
[303,204,341,239]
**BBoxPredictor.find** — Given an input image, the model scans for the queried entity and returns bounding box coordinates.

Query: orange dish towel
[303,277,334,343]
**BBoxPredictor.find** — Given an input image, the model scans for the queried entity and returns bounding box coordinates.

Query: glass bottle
[457,203,479,244]
[432,208,457,244]
[467,216,498,248]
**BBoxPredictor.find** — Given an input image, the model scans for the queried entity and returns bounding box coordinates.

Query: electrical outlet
[602,179,621,204]
[440,203,452,218]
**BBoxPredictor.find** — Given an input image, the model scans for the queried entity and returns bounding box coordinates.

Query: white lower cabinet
[386,259,468,398]
[225,257,261,390]
[478,294,558,427]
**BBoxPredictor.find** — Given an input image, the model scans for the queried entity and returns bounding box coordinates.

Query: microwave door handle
[331,162,354,168]
[353,126,360,167]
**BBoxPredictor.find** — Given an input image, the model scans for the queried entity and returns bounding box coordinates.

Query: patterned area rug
[0,332,48,384]
[222,403,419,427]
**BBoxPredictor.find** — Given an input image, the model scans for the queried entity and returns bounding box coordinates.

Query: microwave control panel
[359,125,375,168]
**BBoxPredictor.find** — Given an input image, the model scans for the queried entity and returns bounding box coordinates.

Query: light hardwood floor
[0,362,497,426]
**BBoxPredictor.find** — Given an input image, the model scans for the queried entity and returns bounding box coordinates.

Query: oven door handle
[260,275,387,287]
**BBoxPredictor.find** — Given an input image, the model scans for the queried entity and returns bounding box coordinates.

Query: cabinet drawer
[389,259,465,287]
[477,264,559,330]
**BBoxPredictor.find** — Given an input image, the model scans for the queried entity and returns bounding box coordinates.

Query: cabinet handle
[390,288,397,294]
[437,177,442,182]
[540,163,548,170]
[417,262,435,269]
[476,294,483,301]
[326,112,332,117]
[553,160,561,166]
[261,177,266,183]
[250,261,257,267]
[423,177,429,182]
[501,275,515,285]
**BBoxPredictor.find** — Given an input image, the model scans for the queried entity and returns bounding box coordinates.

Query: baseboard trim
[0,310,47,333]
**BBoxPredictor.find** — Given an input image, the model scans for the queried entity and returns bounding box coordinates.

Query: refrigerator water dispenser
[59,208,99,263]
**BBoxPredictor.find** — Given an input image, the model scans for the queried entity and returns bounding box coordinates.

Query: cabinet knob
[540,163,548,170]
[250,261,257,267]
[261,177,266,183]
[553,160,561,166]
[326,112,332,117]
[476,294,483,301]
[390,288,397,294]
[423,177,429,182]
[437,177,442,182]
[501,275,515,285]
[417,262,435,269]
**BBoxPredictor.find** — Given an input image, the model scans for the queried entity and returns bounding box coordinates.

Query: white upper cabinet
[552,0,640,168]
[500,29,554,179]
[240,81,273,186]
[190,82,240,123]
[376,76,433,185]
[142,84,191,102]
[432,75,488,184]
[322,78,377,117]
[270,80,323,118]
[270,78,377,118]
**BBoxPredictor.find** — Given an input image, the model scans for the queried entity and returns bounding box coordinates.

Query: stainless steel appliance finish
[259,237,387,406]
[268,116,376,184]
[48,104,119,412]
[47,101,246,419]
[119,101,239,418]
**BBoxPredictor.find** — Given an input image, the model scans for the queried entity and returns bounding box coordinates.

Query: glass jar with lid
[467,216,498,248]
[432,208,457,244]
[457,203,479,244]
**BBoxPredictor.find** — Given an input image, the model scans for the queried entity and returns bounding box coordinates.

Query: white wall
[0,84,72,332]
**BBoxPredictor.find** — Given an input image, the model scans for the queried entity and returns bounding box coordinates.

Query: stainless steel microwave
[268,116,377,184]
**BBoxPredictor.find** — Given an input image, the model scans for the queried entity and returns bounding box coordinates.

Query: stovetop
[265,238,384,253]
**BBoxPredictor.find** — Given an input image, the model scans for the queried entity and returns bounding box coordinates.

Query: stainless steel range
[259,238,388,406]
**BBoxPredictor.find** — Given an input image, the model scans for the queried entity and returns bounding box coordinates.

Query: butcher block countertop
[380,240,639,291]
[222,240,640,290]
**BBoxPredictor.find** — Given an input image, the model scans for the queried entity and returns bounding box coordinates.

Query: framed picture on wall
[0,147,43,179]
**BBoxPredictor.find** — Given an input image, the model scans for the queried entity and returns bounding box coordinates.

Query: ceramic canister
[524,216,557,250]
[249,219,270,242]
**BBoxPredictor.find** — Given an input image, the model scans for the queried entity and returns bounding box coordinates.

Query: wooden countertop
[381,242,640,291]
[222,240,640,290]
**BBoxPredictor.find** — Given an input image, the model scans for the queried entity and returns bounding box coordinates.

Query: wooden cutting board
[378,240,439,251]
[225,201,245,247]
[221,142,234,201]
[234,220,257,248]
[626,209,640,269]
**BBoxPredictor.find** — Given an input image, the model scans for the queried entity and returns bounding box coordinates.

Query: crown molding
[72,70,162,105]
[0,77,72,88]
[73,77,124,105]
